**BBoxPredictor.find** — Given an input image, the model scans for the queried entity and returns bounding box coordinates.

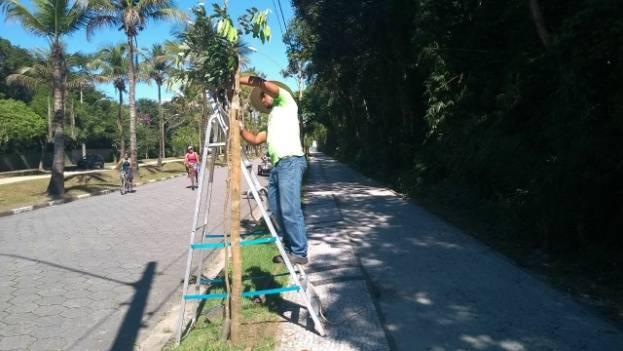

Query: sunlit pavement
[0,170,252,351]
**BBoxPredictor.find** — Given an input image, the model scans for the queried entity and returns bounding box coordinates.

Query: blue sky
[0,0,296,101]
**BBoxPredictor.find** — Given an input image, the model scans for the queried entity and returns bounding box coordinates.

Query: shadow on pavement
[109,262,156,351]
[0,254,160,350]
[300,152,623,351]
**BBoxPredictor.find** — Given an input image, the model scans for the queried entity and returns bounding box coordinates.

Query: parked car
[77,154,105,169]
[257,155,272,176]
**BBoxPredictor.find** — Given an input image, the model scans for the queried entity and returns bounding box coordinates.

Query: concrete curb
[0,172,187,218]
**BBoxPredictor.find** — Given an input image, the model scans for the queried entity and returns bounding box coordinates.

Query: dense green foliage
[0,38,33,101]
[0,99,45,149]
[291,1,623,261]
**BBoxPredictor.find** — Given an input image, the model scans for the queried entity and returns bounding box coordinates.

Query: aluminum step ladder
[175,92,326,344]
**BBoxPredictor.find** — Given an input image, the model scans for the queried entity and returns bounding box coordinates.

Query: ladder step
[183,292,228,300]
[183,285,300,300]
[191,237,276,250]
[242,285,300,297]
[204,230,270,239]
[199,272,290,285]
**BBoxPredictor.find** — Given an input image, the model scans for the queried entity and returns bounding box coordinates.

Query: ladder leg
[240,161,326,336]
[176,106,219,344]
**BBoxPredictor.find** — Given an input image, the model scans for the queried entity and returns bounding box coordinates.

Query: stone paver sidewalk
[276,152,623,351]
[275,156,390,351]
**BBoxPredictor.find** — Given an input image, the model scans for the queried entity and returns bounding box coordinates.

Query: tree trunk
[70,99,76,139]
[118,90,126,158]
[127,35,138,173]
[297,72,305,153]
[47,94,52,142]
[47,41,66,196]
[229,62,242,344]
[529,0,552,50]
[157,83,164,166]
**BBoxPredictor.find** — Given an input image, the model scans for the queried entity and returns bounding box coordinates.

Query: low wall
[0,148,114,172]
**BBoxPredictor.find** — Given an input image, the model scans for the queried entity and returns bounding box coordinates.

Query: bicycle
[120,171,132,195]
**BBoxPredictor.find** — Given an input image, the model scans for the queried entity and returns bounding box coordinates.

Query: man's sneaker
[273,253,308,265]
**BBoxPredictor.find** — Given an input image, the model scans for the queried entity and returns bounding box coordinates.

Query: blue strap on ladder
[204,230,270,238]
[183,285,300,300]
[199,272,290,286]
[191,237,276,250]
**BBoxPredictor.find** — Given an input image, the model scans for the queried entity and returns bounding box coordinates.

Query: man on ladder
[238,76,309,265]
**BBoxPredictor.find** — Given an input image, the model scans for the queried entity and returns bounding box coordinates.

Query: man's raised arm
[239,76,280,98]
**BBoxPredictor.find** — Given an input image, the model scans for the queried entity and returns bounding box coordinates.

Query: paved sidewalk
[277,152,623,351]
[276,155,390,351]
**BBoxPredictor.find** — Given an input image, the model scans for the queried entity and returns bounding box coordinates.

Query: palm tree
[0,0,91,195]
[91,44,128,158]
[141,43,171,166]
[6,49,55,141]
[66,52,95,142]
[87,0,186,172]
[9,50,95,164]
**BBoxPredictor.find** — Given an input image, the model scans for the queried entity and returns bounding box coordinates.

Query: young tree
[171,2,270,343]
[0,0,92,195]
[211,3,270,343]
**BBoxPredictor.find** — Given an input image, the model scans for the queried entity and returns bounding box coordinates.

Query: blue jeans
[268,156,308,257]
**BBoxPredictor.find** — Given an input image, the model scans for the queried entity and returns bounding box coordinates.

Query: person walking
[184,146,200,189]
[238,76,309,264]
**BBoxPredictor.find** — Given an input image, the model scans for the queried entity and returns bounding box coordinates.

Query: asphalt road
[0,167,254,351]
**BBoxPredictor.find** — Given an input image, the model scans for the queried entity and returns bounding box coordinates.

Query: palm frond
[86,14,120,40]
[64,0,91,34]
[147,7,188,24]
[0,0,48,36]
[6,73,45,89]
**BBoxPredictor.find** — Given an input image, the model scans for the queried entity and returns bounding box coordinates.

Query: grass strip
[0,161,186,211]
[167,237,287,351]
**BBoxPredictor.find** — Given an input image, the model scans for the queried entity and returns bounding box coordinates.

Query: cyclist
[184,146,200,189]
[117,152,133,193]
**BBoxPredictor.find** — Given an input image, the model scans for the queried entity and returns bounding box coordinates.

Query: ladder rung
[183,292,228,300]
[204,230,271,239]
[241,285,300,297]
[190,242,224,249]
[240,237,276,247]
[183,285,300,300]
[191,237,276,249]
[200,272,290,285]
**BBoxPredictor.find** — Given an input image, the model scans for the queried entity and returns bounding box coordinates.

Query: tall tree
[6,49,55,141]
[91,44,128,157]
[87,0,186,172]
[0,0,91,195]
[141,43,170,166]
